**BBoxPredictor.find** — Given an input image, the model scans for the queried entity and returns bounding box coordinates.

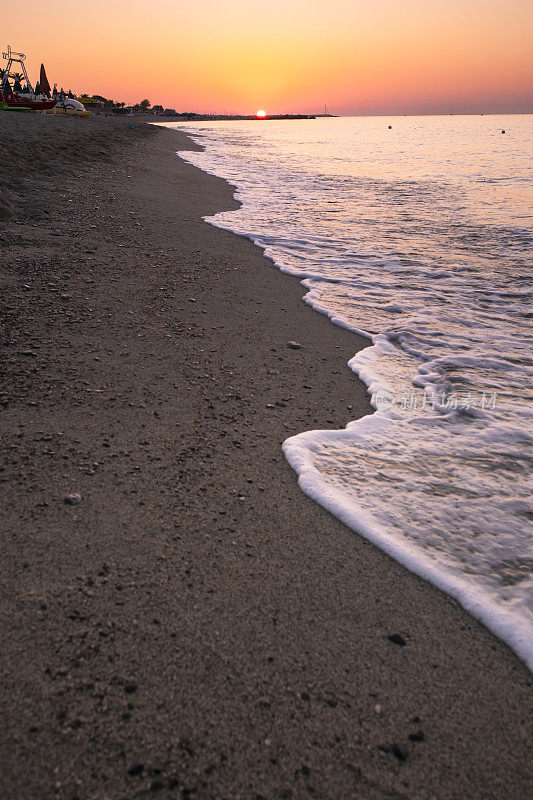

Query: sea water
[163,116,533,670]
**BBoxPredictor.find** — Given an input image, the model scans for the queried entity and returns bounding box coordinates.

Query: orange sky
[3,0,533,114]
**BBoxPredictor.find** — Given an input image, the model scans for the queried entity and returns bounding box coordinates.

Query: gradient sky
[3,0,533,114]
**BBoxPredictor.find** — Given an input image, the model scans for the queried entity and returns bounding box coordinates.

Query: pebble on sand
[388,633,407,647]
[64,493,82,505]
[391,743,408,761]
[286,341,301,350]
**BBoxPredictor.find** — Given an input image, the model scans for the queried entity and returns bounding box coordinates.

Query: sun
[255,109,267,118]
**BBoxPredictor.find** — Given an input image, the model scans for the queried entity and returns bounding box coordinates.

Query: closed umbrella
[39,63,51,96]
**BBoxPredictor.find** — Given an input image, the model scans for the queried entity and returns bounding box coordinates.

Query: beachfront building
[77,95,104,110]
[112,105,135,115]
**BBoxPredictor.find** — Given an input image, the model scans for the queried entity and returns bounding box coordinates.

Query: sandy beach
[0,113,531,799]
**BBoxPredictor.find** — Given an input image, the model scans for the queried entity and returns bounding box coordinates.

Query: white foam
[164,117,533,672]
[282,422,533,671]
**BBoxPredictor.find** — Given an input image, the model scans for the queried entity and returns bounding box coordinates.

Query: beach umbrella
[39,63,51,95]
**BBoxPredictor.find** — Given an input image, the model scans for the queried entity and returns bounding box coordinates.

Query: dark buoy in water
[388,125,392,129]
[501,130,505,134]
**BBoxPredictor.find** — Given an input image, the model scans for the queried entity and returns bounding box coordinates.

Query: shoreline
[173,123,533,673]
[0,114,531,798]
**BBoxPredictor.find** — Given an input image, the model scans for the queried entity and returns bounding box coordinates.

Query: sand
[0,112,531,799]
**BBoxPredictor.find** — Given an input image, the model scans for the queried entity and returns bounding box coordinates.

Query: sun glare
[255,109,267,118]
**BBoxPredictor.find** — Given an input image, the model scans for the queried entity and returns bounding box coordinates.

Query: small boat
[46,96,90,117]
[0,45,57,111]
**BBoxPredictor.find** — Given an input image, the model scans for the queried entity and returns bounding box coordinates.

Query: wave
[171,117,533,671]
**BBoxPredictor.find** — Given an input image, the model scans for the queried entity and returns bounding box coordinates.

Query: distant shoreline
[151,113,325,121]
[147,111,530,121]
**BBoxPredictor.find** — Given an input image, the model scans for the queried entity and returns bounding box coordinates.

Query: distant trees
[12,73,24,93]
[38,88,170,114]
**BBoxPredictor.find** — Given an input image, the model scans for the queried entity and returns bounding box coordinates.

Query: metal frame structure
[1,45,34,93]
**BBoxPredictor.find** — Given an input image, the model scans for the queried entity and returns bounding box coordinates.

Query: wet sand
[0,113,531,799]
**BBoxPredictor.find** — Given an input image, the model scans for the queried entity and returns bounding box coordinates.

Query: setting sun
[255,109,267,118]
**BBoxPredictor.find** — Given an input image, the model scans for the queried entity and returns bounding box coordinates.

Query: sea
[163,115,533,670]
